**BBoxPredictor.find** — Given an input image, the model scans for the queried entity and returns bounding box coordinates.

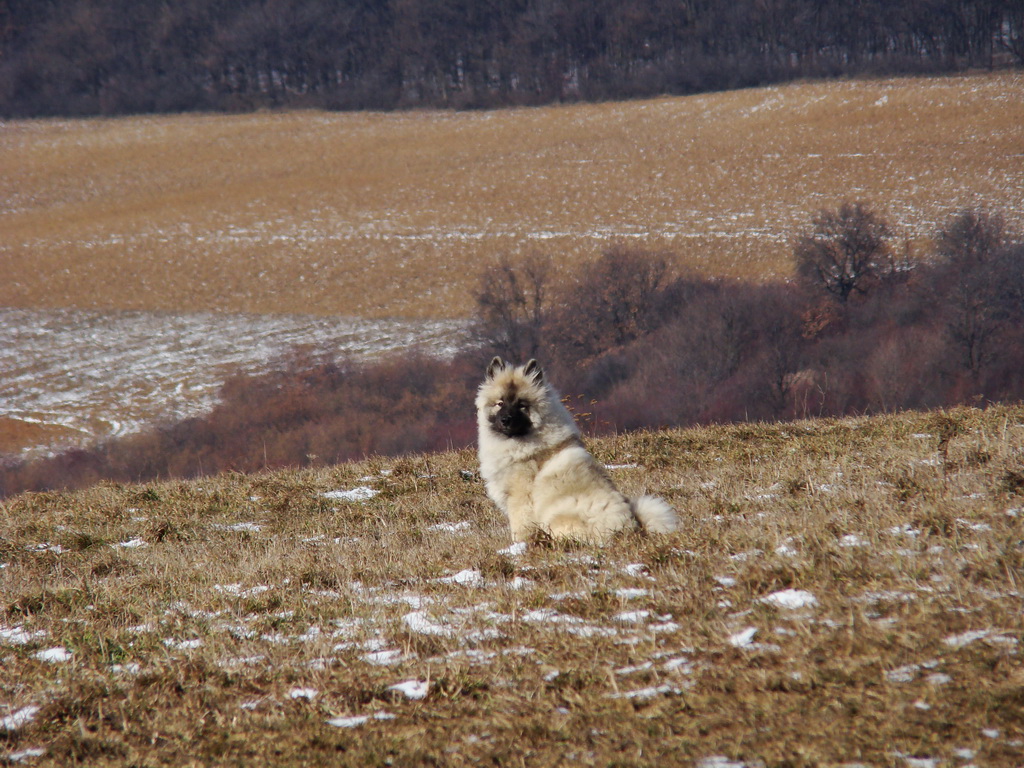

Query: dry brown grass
[0,419,77,456]
[3,73,1023,319]
[2,404,1022,765]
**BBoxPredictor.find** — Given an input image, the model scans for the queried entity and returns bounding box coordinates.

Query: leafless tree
[547,246,671,366]
[932,209,1009,377]
[935,208,1005,266]
[473,252,551,363]
[794,201,896,303]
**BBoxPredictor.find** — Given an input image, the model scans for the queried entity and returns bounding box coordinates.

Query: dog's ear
[486,356,505,379]
[523,359,543,383]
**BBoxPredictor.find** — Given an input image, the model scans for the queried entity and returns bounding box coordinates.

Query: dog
[476,357,678,544]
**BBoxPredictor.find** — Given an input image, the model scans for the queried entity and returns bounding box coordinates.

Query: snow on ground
[0,706,40,733]
[0,307,467,457]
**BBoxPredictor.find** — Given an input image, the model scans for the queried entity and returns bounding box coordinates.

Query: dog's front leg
[505,495,537,542]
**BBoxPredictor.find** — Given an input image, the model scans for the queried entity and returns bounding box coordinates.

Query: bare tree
[932,209,1009,378]
[794,201,896,303]
[935,208,1005,266]
[473,252,550,362]
[547,246,672,366]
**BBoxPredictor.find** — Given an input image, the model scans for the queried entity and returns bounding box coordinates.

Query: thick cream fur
[476,359,678,544]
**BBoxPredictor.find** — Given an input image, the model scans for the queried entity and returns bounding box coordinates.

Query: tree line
[2,203,1022,496]
[1,0,1022,117]
[476,206,1024,429]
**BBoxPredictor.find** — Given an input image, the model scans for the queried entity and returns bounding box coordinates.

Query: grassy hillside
[2,405,1022,765]
[3,72,1023,319]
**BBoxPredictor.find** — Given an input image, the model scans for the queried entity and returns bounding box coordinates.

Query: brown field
[1,405,1022,765]
[3,72,1024,319]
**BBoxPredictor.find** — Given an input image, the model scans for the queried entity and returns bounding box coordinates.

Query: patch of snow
[985,634,1019,647]
[214,584,271,598]
[696,756,764,768]
[608,683,684,700]
[389,680,429,700]
[220,659,268,671]
[402,611,453,637]
[7,747,46,763]
[427,521,471,533]
[326,712,396,728]
[651,619,682,634]
[956,519,992,532]
[114,537,148,549]
[434,569,485,587]
[521,609,617,638]
[0,706,40,733]
[33,647,72,663]
[614,588,650,599]
[886,664,919,683]
[729,627,758,648]
[839,534,869,548]
[774,541,799,557]
[288,688,318,700]
[0,626,48,646]
[615,661,654,676]
[729,549,763,562]
[497,542,527,557]
[613,610,650,624]
[761,589,817,610]
[663,656,693,673]
[362,650,404,666]
[623,563,652,579]
[26,542,66,554]
[943,629,990,649]
[163,638,204,651]
[213,522,262,533]
[323,487,378,502]
[297,626,321,643]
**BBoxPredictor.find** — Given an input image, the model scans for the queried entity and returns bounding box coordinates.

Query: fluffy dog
[476,357,677,544]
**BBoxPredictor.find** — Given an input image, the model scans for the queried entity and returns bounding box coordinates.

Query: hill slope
[2,406,1022,765]
[3,72,1023,318]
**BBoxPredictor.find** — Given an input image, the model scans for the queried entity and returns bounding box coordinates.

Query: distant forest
[1,0,1023,116]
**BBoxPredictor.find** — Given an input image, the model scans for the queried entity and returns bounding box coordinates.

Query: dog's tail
[630,495,678,534]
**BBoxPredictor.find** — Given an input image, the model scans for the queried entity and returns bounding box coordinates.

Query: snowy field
[0,308,467,457]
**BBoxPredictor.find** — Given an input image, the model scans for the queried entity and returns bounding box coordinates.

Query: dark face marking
[489,386,533,438]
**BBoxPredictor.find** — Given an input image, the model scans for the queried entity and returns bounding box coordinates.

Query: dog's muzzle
[492,402,531,437]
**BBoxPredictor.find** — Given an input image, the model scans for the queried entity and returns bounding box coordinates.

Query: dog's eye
[494,400,503,408]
